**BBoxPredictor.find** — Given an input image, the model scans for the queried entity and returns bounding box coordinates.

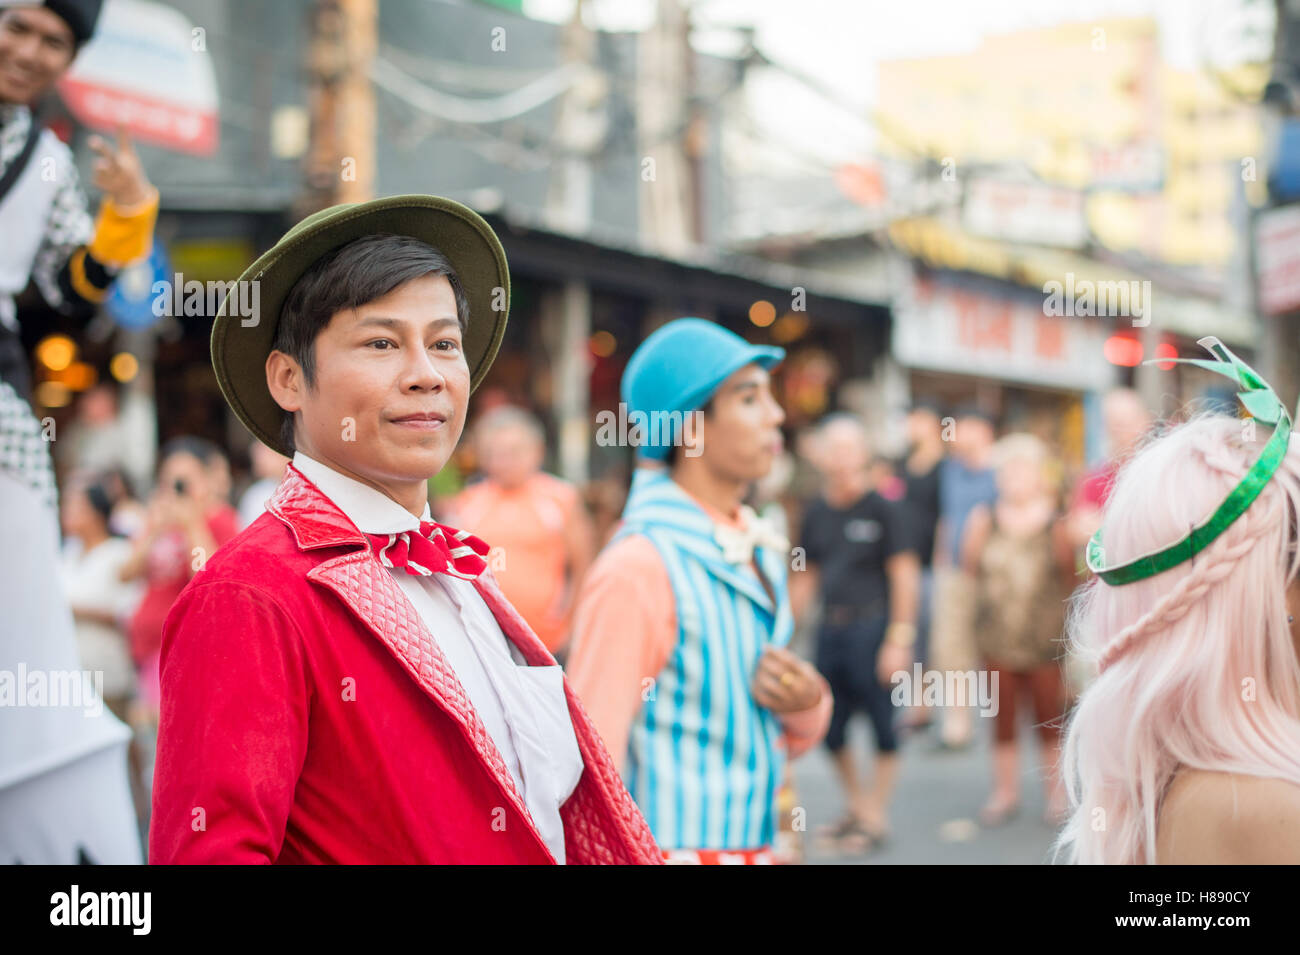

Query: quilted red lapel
[269,465,553,860]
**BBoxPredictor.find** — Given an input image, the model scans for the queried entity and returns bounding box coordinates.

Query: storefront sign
[892,276,1116,391]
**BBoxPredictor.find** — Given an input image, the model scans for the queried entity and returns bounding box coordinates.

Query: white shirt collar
[292,451,431,535]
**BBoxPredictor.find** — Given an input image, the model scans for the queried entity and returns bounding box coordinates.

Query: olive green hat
[210,194,510,457]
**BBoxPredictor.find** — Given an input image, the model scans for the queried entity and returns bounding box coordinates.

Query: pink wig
[1053,413,1300,864]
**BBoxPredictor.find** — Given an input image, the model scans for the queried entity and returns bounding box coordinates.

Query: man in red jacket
[149,195,660,864]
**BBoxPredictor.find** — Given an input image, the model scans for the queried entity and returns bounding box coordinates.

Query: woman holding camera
[121,437,239,720]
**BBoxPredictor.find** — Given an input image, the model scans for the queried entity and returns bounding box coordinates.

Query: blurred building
[24,2,1282,494]
[24,0,891,490]
[873,16,1269,466]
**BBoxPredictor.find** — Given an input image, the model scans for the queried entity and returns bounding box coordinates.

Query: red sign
[57,0,219,157]
[893,276,1116,390]
[58,78,217,155]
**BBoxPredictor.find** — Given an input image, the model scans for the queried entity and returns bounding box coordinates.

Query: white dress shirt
[292,453,583,863]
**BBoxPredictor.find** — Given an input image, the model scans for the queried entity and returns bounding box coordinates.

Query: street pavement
[790,711,1064,864]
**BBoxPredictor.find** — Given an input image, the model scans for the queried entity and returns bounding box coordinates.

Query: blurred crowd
[55,371,1153,857]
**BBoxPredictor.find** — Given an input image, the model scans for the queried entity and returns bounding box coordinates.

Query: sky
[518,0,1275,167]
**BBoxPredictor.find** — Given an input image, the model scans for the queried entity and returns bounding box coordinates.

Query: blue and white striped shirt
[613,468,794,850]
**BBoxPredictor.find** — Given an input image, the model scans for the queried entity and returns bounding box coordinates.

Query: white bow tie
[713,506,790,565]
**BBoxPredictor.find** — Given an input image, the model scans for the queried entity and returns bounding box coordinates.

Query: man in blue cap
[567,317,831,864]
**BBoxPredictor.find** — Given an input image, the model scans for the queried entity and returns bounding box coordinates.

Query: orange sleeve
[88,188,160,267]
[565,534,676,775]
[778,673,833,759]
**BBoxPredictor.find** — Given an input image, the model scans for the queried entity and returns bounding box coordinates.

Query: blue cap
[620,318,785,460]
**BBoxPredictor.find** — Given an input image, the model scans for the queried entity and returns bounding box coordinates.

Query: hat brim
[211,194,510,457]
[674,345,786,415]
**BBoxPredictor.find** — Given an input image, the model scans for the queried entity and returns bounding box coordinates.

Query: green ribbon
[1086,337,1293,586]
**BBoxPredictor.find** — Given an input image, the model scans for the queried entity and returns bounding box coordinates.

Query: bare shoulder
[1158,769,1300,863]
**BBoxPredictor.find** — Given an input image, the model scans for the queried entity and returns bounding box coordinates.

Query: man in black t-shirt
[898,401,945,733]
[791,414,920,852]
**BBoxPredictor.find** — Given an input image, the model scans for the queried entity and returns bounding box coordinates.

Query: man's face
[996,455,1041,502]
[956,415,993,461]
[270,274,469,496]
[479,423,542,490]
[1104,393,1152,457]
[906,408,939,447]
[691,363,785,483]
[0,8,76,105]
[818,420,871,484]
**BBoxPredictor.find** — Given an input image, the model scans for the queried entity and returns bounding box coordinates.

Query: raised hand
[87,124,154,209]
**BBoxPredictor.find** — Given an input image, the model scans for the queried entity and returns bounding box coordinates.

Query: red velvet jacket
[149,464,661,864]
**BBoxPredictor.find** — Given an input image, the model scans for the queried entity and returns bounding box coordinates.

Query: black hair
[270,233,471,454]
[953,404,995,426]
[82,478,115,528]
[665,396,715,470]
[159,435,222,469]
[101,465,137,501]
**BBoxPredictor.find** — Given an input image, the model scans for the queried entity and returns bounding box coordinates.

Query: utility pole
[546,0,602,233]
[637,0,695,258]
[301,0,376,216]
[545,0,605,483]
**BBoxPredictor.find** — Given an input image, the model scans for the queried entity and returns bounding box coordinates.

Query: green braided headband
[1086,336,1294,586]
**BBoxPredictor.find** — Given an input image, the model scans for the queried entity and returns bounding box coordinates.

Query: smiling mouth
[389,414,448,430]
[1,69,37,86]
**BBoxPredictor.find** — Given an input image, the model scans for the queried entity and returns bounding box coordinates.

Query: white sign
[1256,204,1300,316]
[962,178,1088,248]
[1089,143,1164,191]
[892,276,1117,391]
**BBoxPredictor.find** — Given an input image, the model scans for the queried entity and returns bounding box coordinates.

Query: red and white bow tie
[365,521,491,581]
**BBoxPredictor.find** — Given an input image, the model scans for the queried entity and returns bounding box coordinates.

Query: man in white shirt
[149,195,660,864]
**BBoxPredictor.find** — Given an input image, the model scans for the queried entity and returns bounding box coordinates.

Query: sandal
[978,798,1021,827]
[816,813,873,852]
[931,735,972,753]
[860,821,892,847]
[898,715,933,739]
[817,812,862,838]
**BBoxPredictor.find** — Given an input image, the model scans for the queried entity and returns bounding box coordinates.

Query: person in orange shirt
[445,406,595,656]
